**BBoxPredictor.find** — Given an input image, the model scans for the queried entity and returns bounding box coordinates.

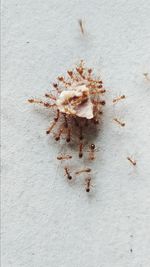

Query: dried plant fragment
[56,84,94,119]
[78,19,84,34]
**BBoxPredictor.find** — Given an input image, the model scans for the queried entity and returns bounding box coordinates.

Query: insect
[64,167,72,180]
[88,143,97,160]
[113,95,126,103]
[78,19,84,35]
[78,143,84,158]
[127,157,136,166]
[113,118,125,127]
[57,154,72,160]
[85,177,92,192]
[66,128,71,143]
[75,168,91,175]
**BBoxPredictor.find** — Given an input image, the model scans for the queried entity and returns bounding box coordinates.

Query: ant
[66,128,71,143]
[46,110,60,134]
[75,168,91,175]
[113,95,126,103]
[28,98,56,108]
[113,118,125,127]
[85,177,93,192]
[127,157,136,166]
[57,154,72,160]
[88,143,99,160]
[64,167,72,180]
[55,127,64,141]
[79,143,83,158]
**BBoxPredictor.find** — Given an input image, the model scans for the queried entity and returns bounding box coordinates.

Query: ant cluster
[28,60,136,193]
[28,61,106,192]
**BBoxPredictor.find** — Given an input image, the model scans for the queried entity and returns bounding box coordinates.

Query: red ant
[113,95,126,103]
[85,177,93,192]
[127,157,136,166]
[75,168,91,175]
[57,154,72,160]
[64,167,72,180]
[113,118,125,127]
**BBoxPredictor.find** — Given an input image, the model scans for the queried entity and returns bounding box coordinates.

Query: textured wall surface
[2,0,150,266]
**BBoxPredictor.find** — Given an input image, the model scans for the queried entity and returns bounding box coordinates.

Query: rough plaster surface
[1,0,150,266]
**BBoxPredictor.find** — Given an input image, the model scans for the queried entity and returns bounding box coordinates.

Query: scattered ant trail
[127,157,136,166]
[64,167,72,180]
[113,95,126,104]
[78,19,84,35]
[113,118,125,127]
[75,168,91,175]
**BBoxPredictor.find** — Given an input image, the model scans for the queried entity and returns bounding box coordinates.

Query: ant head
[86,188,90,192]
[90,144,95,150]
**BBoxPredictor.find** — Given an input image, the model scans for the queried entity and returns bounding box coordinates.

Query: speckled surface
[1,0,150,266]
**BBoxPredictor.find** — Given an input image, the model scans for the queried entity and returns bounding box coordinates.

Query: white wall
[2,0,150,266]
